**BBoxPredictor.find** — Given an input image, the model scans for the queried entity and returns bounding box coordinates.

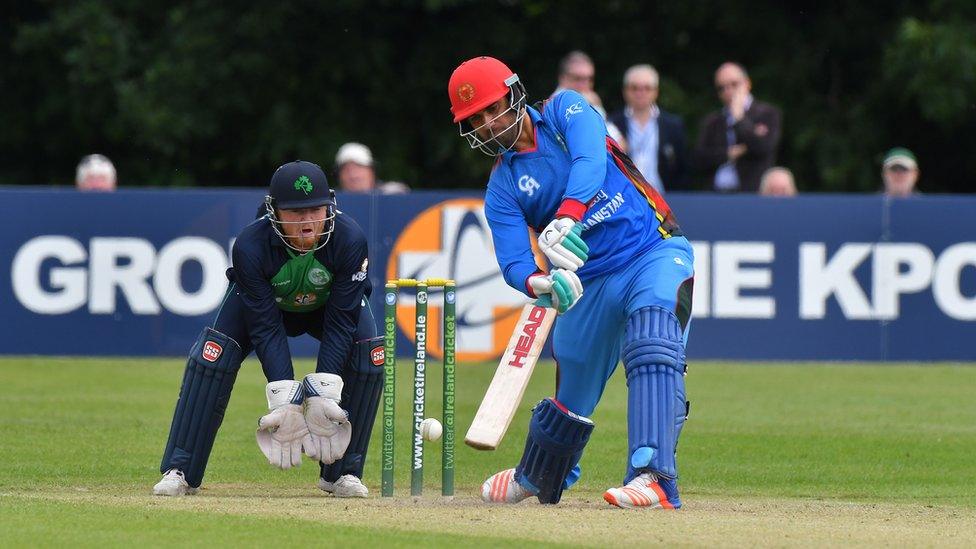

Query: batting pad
[622,306,687,483]
[320,336,385,482]
[515,398,594,504]
[160,327,243,488]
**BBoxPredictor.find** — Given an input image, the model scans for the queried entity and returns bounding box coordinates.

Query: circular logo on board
[386,198,547,361]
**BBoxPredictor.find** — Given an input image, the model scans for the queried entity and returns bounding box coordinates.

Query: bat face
[465,301,556,450]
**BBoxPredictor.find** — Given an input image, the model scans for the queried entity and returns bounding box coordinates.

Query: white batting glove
[538,217,589,271]
[528,269,584,314]
[301,373,352,464]
[256,380,307,469]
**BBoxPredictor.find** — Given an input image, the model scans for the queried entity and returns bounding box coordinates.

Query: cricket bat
[465,299,556,450]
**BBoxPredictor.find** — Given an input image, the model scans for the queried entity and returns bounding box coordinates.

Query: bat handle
[534,294,553,308]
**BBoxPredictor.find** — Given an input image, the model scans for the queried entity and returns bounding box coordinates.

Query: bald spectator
[335,142,408,194]
[759,167,797,197]
[552,50,626,147]
[881,147,920,197]
[75,154,117,191]
[695,62,782,192]
[608,64,689,192]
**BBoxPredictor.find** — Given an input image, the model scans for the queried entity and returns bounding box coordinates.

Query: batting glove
[301,373,352,464]
[256,380,308,469]
[538,218,589,271]
[528,269,584,314]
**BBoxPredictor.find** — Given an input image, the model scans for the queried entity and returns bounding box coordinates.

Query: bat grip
[534,294,553,308]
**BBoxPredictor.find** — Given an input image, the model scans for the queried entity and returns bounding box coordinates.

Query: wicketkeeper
[153,160,384,498]
[448,57,694,508]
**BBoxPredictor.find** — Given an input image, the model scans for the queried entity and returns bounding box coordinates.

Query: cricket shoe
[318,474,368,498]
[481,468,534,504]
[603,472,681,509]
[152,469,198,496]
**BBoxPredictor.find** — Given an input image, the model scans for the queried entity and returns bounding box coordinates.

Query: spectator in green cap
[881,147,919,198]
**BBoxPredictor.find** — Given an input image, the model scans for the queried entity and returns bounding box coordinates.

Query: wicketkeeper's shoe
[481,468,534,504]
[603,472,681,509]
[318,474,368,498]
[152,469,198,496]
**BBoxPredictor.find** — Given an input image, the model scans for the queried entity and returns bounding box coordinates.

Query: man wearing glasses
[608,64,689,193]
[694,62,782,193]
[553,50,626,148]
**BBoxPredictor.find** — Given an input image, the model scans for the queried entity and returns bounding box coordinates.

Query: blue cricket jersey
[484,89,682,295]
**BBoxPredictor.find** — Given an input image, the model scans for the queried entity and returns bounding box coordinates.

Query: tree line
[2,1,974,193]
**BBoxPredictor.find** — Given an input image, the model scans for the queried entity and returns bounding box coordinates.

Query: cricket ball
[420,418,443,441]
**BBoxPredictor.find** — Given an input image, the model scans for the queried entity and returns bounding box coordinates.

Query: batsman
[153,160,384,498]
[448,57,694,509]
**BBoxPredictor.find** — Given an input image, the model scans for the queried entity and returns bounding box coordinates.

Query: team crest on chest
[308,267,330,287]
[517,174,540,197]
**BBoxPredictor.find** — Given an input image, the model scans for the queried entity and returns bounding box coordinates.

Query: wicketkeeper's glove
[256,380,308,469]
[301,373,351,464]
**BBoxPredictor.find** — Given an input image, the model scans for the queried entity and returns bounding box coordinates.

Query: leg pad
[515,398,594,504]
[320,336,385,482]
[160,328,243,488]
[623,306,688,483]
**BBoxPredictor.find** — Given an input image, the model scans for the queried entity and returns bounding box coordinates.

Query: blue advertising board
[1,188,973,361]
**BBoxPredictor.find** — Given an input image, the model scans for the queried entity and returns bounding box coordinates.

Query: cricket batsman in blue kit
[448,57,694,509]
[153,160,384,498]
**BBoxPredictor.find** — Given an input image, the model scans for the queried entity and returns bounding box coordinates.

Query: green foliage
[2,2,974,192]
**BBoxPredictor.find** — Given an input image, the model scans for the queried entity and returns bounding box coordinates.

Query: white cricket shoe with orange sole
[603,472,681,509]
[481,468,535,503]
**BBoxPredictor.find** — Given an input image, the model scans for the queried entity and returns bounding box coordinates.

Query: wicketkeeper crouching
[153,160,384,498]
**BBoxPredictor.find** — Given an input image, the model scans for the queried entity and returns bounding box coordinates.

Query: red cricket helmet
[448,56,520,123]
[448,56,528,156]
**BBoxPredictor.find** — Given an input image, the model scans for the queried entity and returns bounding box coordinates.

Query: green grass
[1,357,974,546]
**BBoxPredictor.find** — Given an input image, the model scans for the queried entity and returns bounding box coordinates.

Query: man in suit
[694,62,781,193]
[609,64,689,193]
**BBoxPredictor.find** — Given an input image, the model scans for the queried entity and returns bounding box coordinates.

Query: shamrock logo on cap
[294,175,313,195]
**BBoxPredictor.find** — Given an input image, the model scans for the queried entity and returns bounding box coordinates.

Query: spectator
[552,50,626,147]
[75,154,117,191]
[334,142,408,194]
[608,64,689,192]
[759,167,797,197]
[694,62,781,193]
[881,147,920,197]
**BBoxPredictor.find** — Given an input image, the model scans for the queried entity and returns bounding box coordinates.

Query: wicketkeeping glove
[528,269,584,314]
[301,373,352,464]
[256,380,308,469]
[538,218,589,271]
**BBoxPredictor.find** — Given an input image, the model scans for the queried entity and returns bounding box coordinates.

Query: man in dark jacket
[608,64,689,192]
[694,62,781,193]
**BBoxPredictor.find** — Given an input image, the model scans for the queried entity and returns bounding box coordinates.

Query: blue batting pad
[514,398,594,504]
[622,306,687,483]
